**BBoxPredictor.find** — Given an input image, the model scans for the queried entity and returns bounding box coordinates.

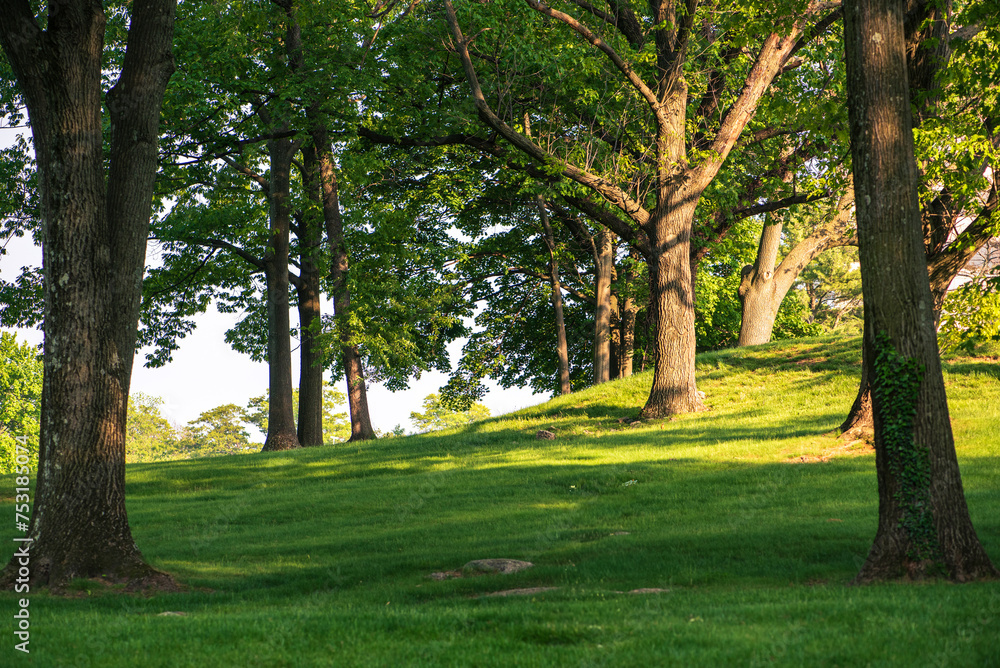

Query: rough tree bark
[738,187,856,346]
[275,0,324,447]
[0,0,177,588]
[840,0,998,434]
[310,123,377,441]
[261,135,302,452]
[844,0,996,581]
[295,147,326,447]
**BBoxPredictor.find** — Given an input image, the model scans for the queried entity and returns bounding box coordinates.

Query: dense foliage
[0,332,41,474]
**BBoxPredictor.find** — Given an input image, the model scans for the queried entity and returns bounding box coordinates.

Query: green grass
[2,335,998,667]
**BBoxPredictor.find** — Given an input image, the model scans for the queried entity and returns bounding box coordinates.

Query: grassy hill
[2,336,998,666]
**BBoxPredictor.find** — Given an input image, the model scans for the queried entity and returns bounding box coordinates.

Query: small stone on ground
[463,558,534,575]
[483,587,560,597]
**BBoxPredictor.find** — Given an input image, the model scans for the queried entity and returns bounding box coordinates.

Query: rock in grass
[483,587,559,597]
[536,430,556,440]
[462,559,534,575]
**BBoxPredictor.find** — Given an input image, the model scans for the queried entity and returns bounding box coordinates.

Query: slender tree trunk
[0,0,177,589]
[617,294,637,378]
[295,147,326,446]
[295,242,324,447]
[310,125,376,441]
[261,137,301,452]
[536,196,572,395]
[845,0,996,581]
[593,229,614,384]
[840,345,872,433]
[616,247,642,378]
[609,292,621,380]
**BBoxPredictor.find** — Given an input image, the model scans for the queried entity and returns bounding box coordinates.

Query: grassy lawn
[2,336,998,666]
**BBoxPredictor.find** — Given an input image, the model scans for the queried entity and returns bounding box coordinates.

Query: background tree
[410,393,490,433]
[844,0,996,581]
[937,239,1000,353]
[0,0,178,589]
[179,404,255,457]
[443,0,843,417]
[244,383,351,445]
[0,332,41,474]
[125,393,180,464]
[737,186,856,346]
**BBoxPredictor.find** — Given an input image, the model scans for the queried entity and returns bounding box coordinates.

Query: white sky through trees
[2,119,544,436]
[1,231,544,437]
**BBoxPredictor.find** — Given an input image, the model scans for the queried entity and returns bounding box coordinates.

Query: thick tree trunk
[739,189,857,347]
[641,203,705,417]
[592,229,614,385]
[844,0,996,581]
[0,0,177,589]
[310,125,376,441]
[738,218,784,346]
[261,137,301,452]
[536,196,572,395]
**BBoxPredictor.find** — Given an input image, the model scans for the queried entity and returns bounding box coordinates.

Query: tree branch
[524,0,668,128]
[444,0,650,226]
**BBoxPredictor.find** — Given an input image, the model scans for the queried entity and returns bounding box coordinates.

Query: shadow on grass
[115,455,893,603]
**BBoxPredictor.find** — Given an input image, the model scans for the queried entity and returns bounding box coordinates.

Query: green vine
[870,331,940,563]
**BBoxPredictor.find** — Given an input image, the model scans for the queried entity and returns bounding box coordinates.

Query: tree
[737,186,856,346]
[0,0,177,589]
[244,383,351,445]
[840,0,1000,433]
[179,404,254,456]
[410,393,490,433]
[125,393,180,463]
[844,0,996,581]
[0,332,41,474]
[444,0,842,417]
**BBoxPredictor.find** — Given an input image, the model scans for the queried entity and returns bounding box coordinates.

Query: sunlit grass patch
[1,336,997,666]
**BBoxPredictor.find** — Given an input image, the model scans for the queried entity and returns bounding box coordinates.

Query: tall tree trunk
[616,247,642,378]
[310,124,376,441]
[0,0,177,588]
[295,147,326,447]
[844,0,996,581]
[261,136,301,452]
[609,292,621,380]
[536,196,572,395]
[641,202,705,417]
[840,0,996,434]
[592,229,614,385]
